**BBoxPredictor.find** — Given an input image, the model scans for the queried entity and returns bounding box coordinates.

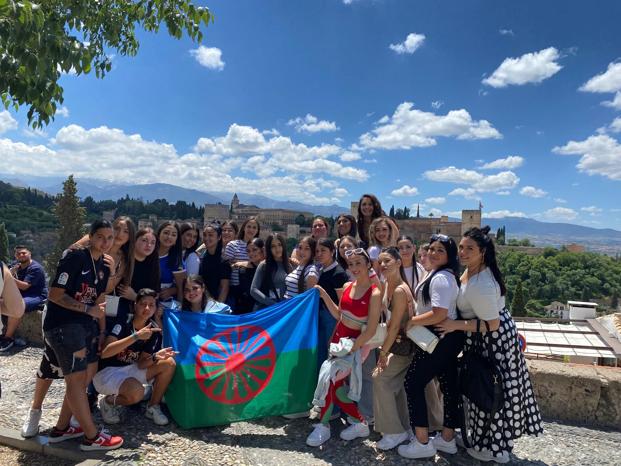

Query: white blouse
[457,267,505,321]
[414,269,459,320]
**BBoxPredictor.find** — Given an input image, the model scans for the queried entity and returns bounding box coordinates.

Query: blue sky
[1,0,621,228]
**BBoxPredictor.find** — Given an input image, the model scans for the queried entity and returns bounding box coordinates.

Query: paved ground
[1,346,620,466]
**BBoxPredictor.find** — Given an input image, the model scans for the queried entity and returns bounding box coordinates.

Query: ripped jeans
[44,321,100,375]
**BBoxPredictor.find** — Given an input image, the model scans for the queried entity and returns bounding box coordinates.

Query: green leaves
[0,0,212,128]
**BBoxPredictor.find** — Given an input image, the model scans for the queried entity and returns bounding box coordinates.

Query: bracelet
[131,332,138,342]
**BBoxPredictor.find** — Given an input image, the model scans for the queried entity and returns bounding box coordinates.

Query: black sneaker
[0,336,14,352]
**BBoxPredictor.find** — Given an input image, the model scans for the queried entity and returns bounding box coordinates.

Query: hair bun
[480,225,491,235]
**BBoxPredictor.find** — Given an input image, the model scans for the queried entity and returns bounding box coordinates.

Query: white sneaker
[406,428,415,441]
[145,404,169,426]
[339,421,369,441]
[467,447,510,463]
[397,439,437,459]
[306,424,331,447]
[376,431,409,450]
[99,397,120,424]
[432,435,458,454]
[21,408,42,438]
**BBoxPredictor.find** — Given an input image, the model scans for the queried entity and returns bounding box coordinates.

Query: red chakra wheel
[195,325,276,404]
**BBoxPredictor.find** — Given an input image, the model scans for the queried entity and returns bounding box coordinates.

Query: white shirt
[284,264,319,299]
[403,262,426,290]
[414,269,459,320]
[457,267,505,321]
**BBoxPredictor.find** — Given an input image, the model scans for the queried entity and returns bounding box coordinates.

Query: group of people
[3,192,542,460]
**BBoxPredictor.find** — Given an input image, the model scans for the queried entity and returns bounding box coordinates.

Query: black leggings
[404,331,464,430]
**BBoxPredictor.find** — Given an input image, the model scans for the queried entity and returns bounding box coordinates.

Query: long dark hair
[202,222,223,257]
[336,214,357,239]
[181,274,213,311]
[463,226,506,296]
[135,227,160,291]
[380,247,409,287]
[420,234,460,305]
[113,216,136,286]
[397,235,419,289]
[296,236,317,294]
[336,235,357,270]
[179,222,200,261]
[261,234,291,297]
[357,193,384,245]
[237,217,261,241]
[156,221,182,271]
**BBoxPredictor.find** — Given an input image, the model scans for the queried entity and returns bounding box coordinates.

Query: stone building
[396,208,481,244]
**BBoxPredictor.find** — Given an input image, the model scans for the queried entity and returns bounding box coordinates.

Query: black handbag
[458,320,504,446]
[389,330,415,356]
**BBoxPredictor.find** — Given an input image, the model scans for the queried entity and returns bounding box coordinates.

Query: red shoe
[80,428,124,451]
[48,425,84,443]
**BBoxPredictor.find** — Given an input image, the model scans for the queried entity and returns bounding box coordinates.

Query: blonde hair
[368,216,400,247]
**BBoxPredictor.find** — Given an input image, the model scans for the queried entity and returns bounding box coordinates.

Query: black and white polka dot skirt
[463,308,544,457]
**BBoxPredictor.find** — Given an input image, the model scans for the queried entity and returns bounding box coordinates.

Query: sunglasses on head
[344,247,366,258]
[431,234,450,242]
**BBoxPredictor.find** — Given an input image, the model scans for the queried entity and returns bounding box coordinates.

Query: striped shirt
[223,239,249,286]
[283,264,319,299]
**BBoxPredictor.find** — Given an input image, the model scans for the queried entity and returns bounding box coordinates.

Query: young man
[94,288,176,426]
[1,246,48,351]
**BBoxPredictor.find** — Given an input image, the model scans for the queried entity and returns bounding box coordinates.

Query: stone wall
[527,359,621,429]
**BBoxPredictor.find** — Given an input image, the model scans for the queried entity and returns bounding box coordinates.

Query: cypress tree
[511,282,526,317]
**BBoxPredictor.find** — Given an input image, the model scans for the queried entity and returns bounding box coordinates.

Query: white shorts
[93,364,150,396]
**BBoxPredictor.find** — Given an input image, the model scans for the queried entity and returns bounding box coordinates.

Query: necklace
[89,249,99,285]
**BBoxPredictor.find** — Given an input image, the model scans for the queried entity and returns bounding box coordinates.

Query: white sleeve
[468,274,501,320]
[368,246,380,261]
[186,252,201,276]
[305,264,320,279]
[430,273,457,310]
[222,241,236,261]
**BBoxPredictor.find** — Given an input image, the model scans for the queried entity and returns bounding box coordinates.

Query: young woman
[368,216,399,274]
[397,235,425,291]
[435,227,543,463]
[357,194,384,247]
[315,238,349,366]
[223,217,260,307]
[336,235,358,277]
[335,214,357,239]
[42,219,123,451]
[233,238,265,314]
[283,236,319,300]
[307,248,381,447]
[373,247,416,451]
[250,234,291,309]
[156,221,183,304]
[399,234,462,460]
[181,275,231,314]
[418,243,431,273]
[179,222,201,276]
[311,216,329,240]
[198,223,231,303]
[221,220,239,250]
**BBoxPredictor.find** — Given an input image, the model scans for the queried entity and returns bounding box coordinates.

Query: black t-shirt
[199,252,231,299]
[43,249,110,331]
[99,318,162,370]
[131,258,160,293]
[318,262,349,306]
[235,265,258,314]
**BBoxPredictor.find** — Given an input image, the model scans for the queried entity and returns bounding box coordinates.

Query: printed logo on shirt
[57,272,69,286]
[81,270,90,275]
[98,271,105,282]
[74,282,98,304]
[111,324,122,336]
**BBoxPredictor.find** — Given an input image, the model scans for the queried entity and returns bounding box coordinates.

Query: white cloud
[339,151,361,161]
[480,155,524,170]
[262,128,280,137]
[609,117,621,133]
[333,187,349,198]
[448,188,479,199]
[391,185,419,196]
[485,210,526,218]
[190,46,225,71]
[553,134,621,181]
[56,106,70,118]
[602,92,621,110]
[22,127,48,138]
[520,186,547,198]
[431,101,444,110]
[425,196,446,205]
[581,206,603,215]
[389,33,426,55]
[358,102,501,150]
[425,166,519,194]
[363,158,377,164]
[496,191,511,195]
[499,29,515,36]
[482,47,562,88]
[554,198,567,203]
[0,123,366,205]
[579,61,621,94]
[0,111,18,134]
[540,207,578,221]
[287,114,338,133]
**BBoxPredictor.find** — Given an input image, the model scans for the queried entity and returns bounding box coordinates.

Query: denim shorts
[43,321,100,375]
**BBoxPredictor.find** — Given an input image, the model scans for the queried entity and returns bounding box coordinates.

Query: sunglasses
[344,247,366,258]
[431,234,450,242]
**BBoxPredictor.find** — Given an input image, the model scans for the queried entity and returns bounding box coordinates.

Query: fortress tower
[461,209,482,235]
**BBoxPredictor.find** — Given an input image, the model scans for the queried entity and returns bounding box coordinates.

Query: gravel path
[1,346,620,466]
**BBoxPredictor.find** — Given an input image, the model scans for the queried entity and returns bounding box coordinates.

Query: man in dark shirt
[1,246,48,351]
[93,288,177,426]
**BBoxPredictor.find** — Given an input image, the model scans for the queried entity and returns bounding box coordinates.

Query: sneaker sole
[21,429,39,439]
[0,344,15,352]
[48,432,84,443]
[436,445,458,454]
[80,438,124,451]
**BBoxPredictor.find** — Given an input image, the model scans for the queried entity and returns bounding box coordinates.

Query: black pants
[404,331,464,430]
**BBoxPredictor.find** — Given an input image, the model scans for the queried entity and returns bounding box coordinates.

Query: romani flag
[163,289,319,428]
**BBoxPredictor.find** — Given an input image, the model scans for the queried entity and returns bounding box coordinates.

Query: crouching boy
[94,288,176,426]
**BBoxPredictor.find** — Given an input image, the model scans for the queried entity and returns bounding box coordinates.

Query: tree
[46,175,86,273]
[1,1,212,127]
[389,205,395,218]
[496,226,506,245]
[511,282,526,317]
[294,214,306,227]
[0,223,9,263]
[611,290,619,310]
[403,206,410,219]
